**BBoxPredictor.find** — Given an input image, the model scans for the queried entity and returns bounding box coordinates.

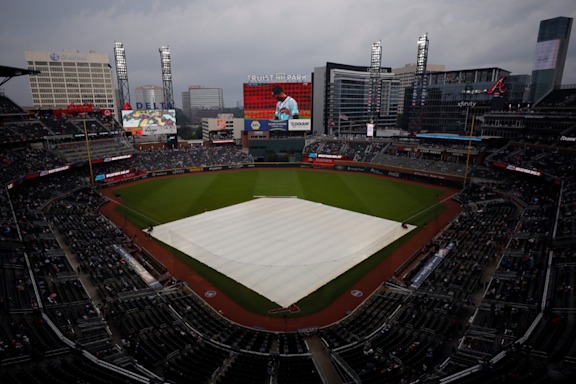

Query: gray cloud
[1,0,575,108]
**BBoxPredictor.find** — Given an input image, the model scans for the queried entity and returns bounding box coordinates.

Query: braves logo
[487,77,506,94]
[268,304,300,314]
[279,107,290,117]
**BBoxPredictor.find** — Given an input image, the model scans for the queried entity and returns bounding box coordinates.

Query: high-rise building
[529,17,573,103]
[181,86,224,123]
[402,67,530,134]
[392,63,445,114]
[312,62,399,135]
[135,85,165,109]
[25,49,117,116]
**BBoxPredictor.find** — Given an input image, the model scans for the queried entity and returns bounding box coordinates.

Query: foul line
[402,192,460,224]
[108,197,162,226]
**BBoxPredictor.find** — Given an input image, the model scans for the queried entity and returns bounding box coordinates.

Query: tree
[175,108,190,125]
[177,126,197,140]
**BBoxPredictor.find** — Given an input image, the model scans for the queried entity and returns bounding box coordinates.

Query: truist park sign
[247,73,307,83]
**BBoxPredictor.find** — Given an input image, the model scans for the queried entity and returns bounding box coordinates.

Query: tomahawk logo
[487,77,506,94]
[268,304,300,314]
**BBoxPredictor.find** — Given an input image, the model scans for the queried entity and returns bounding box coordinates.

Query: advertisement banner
[112,245,162,289]
[268,120,288,131]
[243,82,311,120]
[142,125,177,135]
[333,165,368,173]
[304,156,337,165]
[367,123,374,137]
[410,242,455,289]
[244,120,269,131]
[40,165,70,177]
[95,170,138,182]
[288,120,311,131]
[217,120,227,130]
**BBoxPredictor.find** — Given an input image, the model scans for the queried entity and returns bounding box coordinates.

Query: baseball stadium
[2,36,576,383]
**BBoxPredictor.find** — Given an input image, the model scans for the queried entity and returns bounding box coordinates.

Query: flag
[329,121,335,126]
[340,114,348,121]
[351,121,356,125]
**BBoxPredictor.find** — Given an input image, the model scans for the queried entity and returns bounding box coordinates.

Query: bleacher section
[535,87,576,109]
[3,91,576,382]
[53,138,134,162]
[0,95,26,115]
[372,153,467,175]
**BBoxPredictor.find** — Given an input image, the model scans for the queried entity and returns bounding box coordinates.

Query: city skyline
[1,0,575,109]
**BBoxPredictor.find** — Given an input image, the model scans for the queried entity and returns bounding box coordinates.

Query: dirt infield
[99,168,462,332]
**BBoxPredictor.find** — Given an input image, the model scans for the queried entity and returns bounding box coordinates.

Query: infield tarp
[150,198,415,307]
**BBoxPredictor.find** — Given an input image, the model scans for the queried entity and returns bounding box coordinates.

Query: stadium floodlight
[114,41,131,111]
[410,33,430,132]
[159,46,174,108]
[415,33,429,75]
[370,41,382,73]
[368,41,382,122]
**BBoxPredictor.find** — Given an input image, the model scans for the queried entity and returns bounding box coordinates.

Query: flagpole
[338,104,341,138]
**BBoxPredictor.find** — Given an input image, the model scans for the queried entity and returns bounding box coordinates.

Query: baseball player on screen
[272,85,299,120]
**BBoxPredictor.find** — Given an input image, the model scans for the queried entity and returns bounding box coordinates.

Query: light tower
[409,33,429,132]
[159,46,174,109]
[368,41,382,125]
[114,41,131,110]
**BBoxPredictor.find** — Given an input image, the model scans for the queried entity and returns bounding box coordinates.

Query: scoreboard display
[243,82,311,120]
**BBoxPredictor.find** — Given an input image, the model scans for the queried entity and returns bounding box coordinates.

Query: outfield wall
[97,161,465,189]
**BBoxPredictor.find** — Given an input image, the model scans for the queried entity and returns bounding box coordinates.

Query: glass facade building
[312,63,399,135]
[529,17,573,103]
[402,68,530,135]
[181,87,224,123]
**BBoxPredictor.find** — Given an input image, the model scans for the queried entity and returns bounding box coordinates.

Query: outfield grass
[113,169,446,316]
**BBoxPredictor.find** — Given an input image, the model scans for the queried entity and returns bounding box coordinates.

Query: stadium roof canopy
[0,65,40,87]
[151,197,415,308]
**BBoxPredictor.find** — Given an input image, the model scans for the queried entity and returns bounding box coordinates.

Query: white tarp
[150,198,415,308]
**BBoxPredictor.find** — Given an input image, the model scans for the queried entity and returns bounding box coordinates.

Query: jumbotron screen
[532,39,560,71]
[243,82,311,120]
[121,109,176,135]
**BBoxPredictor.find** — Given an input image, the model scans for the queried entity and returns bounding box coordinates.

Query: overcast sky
[1,0,575,108]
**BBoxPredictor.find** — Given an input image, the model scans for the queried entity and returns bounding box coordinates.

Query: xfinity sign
[457,101,476,108]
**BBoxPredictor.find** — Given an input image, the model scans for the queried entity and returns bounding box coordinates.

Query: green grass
[113,170,446,317]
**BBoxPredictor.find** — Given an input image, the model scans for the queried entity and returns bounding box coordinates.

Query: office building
[529,17,573,103]
[392,63,445,114]
[201,113,243,143]
[312,62,399,135]
[182,86,224,123]
[402,67,530,134]
[25,49,117,116]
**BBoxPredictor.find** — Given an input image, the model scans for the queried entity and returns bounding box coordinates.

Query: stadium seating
[3,96,576,383]
[0,95,26,115]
